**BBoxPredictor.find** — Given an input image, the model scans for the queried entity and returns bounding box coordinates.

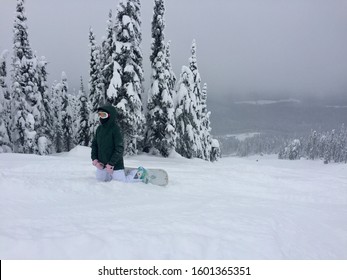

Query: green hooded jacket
[91,104,125,170]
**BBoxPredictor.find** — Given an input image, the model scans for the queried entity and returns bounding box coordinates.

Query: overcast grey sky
[1,0,347,102]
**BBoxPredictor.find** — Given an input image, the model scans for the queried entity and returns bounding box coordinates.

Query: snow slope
[1,146,346,260]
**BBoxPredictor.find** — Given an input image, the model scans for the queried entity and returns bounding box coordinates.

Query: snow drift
[1,146,346,259]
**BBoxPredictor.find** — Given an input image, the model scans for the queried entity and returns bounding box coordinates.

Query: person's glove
[105,164,114,174]
[92,159,104,170]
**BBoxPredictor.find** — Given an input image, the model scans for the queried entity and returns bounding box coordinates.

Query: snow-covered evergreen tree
[188,40,206,159]
[106,61,122,105]
[68,90,79,147]
[109,0,145,155]
[189,40,202,115]
[164,41,176,100]
[175,40,216,160]
[35,56,53,154]
[210,138,221,161]
[77,76,90,146]
[318,133,327,159]
[60,72,74,152]
[290,139,302,160]
[88,28,104,140]
[51,81,63,153]
[149,0,165,65]
[175,66,197,158]
[100,9,116,98]
[89,28,104,110]
[11,0,40,154]
[307,130,319,160]
[279,139,302,160]
[0,103,11,153]
[0,51,12,152]
[201,84,207,118]
[0,51,12,126]
[200,83,213,161]
[145,0,176,157]
[0,50,12,153]
[324,129,335,164]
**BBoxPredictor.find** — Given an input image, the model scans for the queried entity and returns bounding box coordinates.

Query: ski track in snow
[0,146,347,259]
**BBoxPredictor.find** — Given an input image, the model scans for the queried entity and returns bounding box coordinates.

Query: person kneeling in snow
[91,104,143,183]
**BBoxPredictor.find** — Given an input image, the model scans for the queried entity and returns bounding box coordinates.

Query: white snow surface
[1,146,347,260]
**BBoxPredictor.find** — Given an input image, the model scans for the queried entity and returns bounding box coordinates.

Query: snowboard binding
[135,166,149,184]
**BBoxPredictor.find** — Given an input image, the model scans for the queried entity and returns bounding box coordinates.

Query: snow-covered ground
[1,146,346,260]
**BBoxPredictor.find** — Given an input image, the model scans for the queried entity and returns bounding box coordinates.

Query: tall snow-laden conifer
[11,0,40,153]
[200,83,213,161]
[189,40,202,112]
[0,93,11,152]
[100,10,116,98]
[70,92,79,147]
[89,28,103,110]
[51,81,63,153]
[307,130,319,160]
[111,0,145,155]
[175,41,213,160]
[146,0,176,157]
[164,41,176,100]
[77,76,90,146]
[0,50,12,152]
[188,40,204,159]
[36,56,53,154]
[103,9,121,107]
[88,28,103,140]
[175,66,198,158]
[60,72,74,152]
[0,51,12,132]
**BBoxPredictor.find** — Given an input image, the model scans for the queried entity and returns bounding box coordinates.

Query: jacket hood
[97,104,117,123]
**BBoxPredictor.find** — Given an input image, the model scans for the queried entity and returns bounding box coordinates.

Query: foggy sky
[1,0,347,102]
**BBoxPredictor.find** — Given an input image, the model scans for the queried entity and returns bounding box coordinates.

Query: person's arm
[91,129,98,161]
[108,126,124,166]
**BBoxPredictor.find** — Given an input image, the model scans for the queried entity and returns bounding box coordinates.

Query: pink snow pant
[95,169,141,183]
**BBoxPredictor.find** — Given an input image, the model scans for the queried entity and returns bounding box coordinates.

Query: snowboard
[125,167,169,187]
